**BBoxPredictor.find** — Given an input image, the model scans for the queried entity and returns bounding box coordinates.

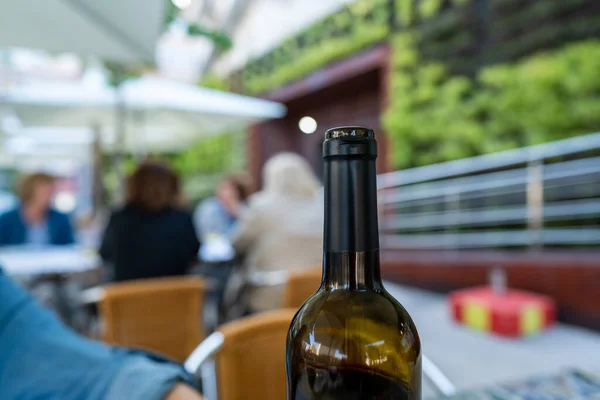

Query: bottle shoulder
[288,288,421,383]
[291,288,419,338]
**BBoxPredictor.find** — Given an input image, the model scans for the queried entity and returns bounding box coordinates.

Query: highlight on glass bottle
[286,126,422,400]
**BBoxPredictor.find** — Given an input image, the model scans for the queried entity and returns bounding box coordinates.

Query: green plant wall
[199,74,231,91]
[198,0,600,172]
[241,0,390,94]
[172,132,238,176]
[383,36,600,169]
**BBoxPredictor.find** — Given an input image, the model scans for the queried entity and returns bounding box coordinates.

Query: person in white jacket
[232,152,324,313]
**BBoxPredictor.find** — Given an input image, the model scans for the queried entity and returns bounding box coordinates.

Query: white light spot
[299,116,317,134]
[172,0,192,10]
[54,192,77,213]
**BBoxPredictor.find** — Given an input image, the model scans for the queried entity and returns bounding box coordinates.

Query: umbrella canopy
[0,127,91,174]
[0,0,166,63]
[119,77,287,139]
[0,80,116,128]
[0,76,287,152]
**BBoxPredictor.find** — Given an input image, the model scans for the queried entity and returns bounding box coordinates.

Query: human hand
[164,383,203,400]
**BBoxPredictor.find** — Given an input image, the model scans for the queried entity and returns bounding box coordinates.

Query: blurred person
[193,173,252,241]
[99,161,200,282]
[232,153,323,313]
[0,267,203,400]
[0,172,75,247]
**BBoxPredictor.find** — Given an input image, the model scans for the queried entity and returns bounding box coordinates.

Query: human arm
[184,212,201,263]
[50,210,76,245]
[231,198,262,255]
[99,212,116,262]
[0,212,9,246]
[165,383,204,400]
[62,214,76,244]
[0,268,201,400]
[195,198,230,239]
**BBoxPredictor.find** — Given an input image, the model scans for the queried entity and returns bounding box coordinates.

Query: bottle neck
[322,250,382,290]
[322,154,382,290]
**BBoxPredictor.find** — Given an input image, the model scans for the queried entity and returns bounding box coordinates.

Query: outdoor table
[0,245,99,276]
[426,368,600,399]
[0,245,100,324]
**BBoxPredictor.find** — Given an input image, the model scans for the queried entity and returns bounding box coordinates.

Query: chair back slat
[99,276,206,362]
[282,266,322,309]
[215,309,296,400]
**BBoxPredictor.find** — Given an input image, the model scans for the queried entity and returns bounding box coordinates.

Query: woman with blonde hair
[232,152,323,313]
[99,161,199,282]
[0,172,74,247]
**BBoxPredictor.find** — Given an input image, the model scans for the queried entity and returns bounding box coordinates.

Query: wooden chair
[281,266,322,309]
[99,276,206,362]
[185,309,296,400]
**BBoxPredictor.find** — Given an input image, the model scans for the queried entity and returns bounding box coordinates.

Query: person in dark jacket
[0,172,75,247]
[99,161,200,282]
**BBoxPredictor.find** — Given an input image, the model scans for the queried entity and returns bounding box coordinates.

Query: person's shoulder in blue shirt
[0,267,201,399]
[48,208,75,244]
[0,207,75,247]
[194,197,237,240]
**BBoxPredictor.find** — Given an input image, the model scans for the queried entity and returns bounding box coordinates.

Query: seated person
[193,174,252,241]
[194,174,251,264]
[0,172,74,247]
[99,161,200,282]
[0,267,202,400]
[232,153,323,313]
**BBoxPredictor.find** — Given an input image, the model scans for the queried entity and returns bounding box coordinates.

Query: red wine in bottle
[286,127,421,400]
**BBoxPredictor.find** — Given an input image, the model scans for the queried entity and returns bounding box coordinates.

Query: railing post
[444,187,461,250]
[526,159,544,249]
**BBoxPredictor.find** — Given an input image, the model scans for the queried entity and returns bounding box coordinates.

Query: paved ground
[385,282,600,398]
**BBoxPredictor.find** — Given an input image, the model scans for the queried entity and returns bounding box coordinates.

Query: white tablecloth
[0,246,100,276]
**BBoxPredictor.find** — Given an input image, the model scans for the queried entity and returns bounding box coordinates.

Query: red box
[449,286,556,337]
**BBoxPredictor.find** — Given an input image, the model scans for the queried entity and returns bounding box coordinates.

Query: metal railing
[377,133,600,250]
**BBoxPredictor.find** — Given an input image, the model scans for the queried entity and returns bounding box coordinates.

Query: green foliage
[172,131,247,202]
[419,0,444,20]
[199,74,230,91]
[164,1,232,50]
[395,0,414,26]
[164,1,179,26]
[103,62,141,87]
[187,24,232,51]
[172,133,236,176]
[101,154,141,204]
[241,0,390,94]
[245,24,389,94]
[478,40,600,147]
[383,37,600,168]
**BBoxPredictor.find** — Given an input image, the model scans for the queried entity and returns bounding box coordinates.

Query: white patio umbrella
[119,76,287,144]
[0,127,92,175]
[0,0,166,63]
[0,80,116,130]
[0,76,287,152]
[0,74,286,205]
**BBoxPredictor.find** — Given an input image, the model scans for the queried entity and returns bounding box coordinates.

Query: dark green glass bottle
[286,127,421,400]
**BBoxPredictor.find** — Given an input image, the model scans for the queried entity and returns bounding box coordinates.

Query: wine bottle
[286,126,421,400]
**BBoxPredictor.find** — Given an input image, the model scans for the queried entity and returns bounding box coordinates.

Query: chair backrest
[282,266,322,309]
[99,276,205,362]
[215,309,296,400]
